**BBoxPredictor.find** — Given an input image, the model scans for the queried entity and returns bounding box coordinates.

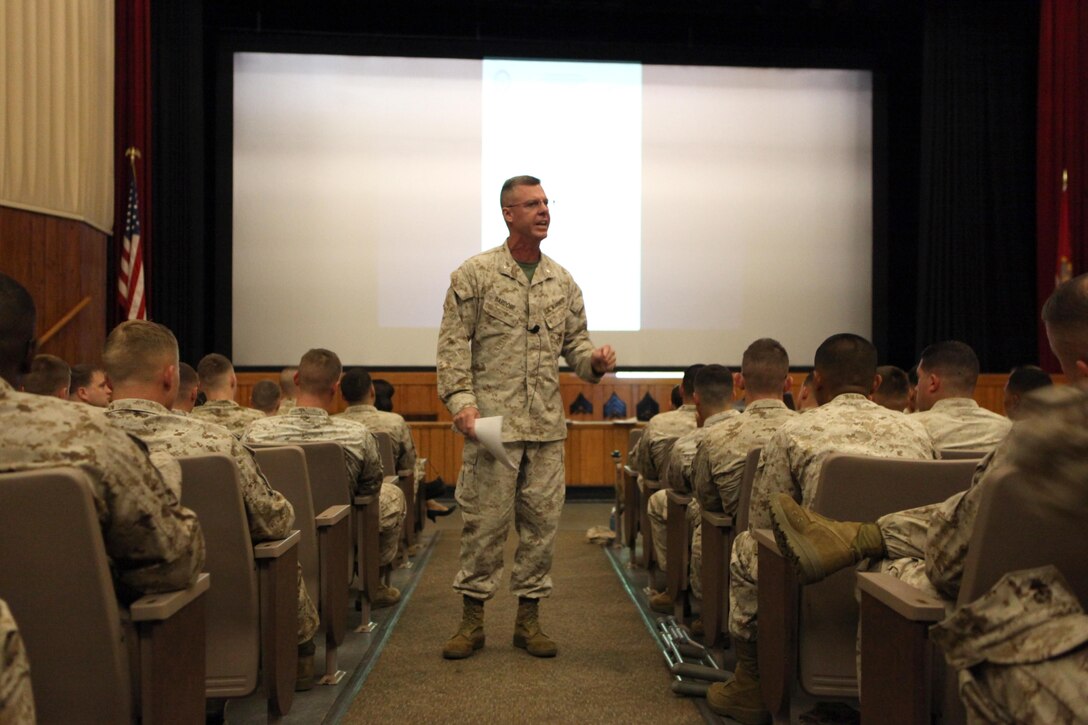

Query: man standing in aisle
[437,175,616,659]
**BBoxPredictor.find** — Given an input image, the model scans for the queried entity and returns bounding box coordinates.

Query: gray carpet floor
[341,502,703,724]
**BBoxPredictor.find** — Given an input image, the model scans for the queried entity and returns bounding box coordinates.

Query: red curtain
[114,0,152,325]
[1037,0,1088,370]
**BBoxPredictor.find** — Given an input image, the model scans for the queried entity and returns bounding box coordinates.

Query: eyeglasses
[503,198,553,211]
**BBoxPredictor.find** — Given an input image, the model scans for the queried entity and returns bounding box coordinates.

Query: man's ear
[870,374,883,397]
[294,371,301,388]
[782,375,793,395]
[1076,359,1088,380]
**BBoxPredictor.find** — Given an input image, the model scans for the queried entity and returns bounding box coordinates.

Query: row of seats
[616,437,1088,724]
[0,434,426,723]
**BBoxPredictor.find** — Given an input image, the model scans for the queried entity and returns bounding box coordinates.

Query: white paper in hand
[474,416,519,471]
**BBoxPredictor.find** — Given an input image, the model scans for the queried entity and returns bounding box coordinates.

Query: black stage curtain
[150,0,217,366]
[915,0,1039,371]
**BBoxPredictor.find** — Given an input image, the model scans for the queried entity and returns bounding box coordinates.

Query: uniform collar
[108,398,172,415]
[703,410,737,427]
[744,398,788,412]
[928,397,980,412]
[344,404,378,413]
[499,241,555,286]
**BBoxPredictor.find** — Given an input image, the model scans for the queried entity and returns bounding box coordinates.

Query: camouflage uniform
[914,397,1012,452]
[633,405,698,484]
[106,398,318,643]
[336,404,418,472]
[729,393,934,641]
[876,385,1086,601]
[646,410,735,597]
[189,399,265,438]
[242,407,405,567]
[437,242,603,600]
[0,379,204,602]
[688,400,796,603]
[0,598,34,724]
[276,398,296,415]
[691,399,797,516]
[931,566,1088,725]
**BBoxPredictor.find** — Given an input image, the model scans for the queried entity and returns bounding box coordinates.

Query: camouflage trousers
[0,599,35,724]
[646,490,703,598]
[379,482,407,567]
[297,563,319,644]
[728,530,759,642]
[453,439,564,600]
[872,503,941,593]
[690,521,703,600]
[728,504,946,647]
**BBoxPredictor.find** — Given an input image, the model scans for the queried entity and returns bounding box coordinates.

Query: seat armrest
[130,572,211,622]
[701,511,734,528]
[623,465,638,477]
[253,530,300,559]
[397,469,413,477]
[315,504,351,527]
[856,572,945,622]
[752,528,778,553]
[665,490,692,505]
[642,478,665,492]
[354,494,377,506]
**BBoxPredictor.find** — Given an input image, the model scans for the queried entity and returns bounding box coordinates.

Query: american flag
[118,170,147,320]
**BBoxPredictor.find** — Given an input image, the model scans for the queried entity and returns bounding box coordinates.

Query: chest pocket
[543,298,567,352]
[483,296,520,329]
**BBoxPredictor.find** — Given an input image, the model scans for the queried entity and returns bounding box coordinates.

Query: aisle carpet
[341,507,702,723]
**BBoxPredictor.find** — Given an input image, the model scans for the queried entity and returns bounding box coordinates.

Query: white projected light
[232,53,871,368]
[481,59,642,331]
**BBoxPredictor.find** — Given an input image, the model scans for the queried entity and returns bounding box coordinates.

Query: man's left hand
[591,345,617,375]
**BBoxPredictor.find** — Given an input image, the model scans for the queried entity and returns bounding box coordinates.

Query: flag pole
[125,146,141,180]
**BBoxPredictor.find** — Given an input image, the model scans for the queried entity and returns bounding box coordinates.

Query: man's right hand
[453,406,481,441]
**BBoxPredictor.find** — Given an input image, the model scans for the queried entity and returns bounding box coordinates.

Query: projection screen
[232,53,872,368]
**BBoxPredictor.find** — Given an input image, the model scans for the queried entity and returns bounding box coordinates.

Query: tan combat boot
[706,639,770,725]
[769,493,885,585]
[513,597,557,657]
[295,639,315,692]
[649,589,673,614]
[442,595,485,659]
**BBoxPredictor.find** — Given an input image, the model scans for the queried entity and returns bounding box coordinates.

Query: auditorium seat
[294,441,382,631]
[252,445,351,685]
[754,454,977,723]
[700,446,761,648]
[372,430,416,552]
[857,465,1088,725]
[936,448,990,460]
[178,454,299,718]
[0,467,209,723]
[665,489,693,622]
[623,429,643,561]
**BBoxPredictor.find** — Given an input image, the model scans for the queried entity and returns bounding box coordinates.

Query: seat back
[959,467,1088,606]
[800,454,977,697]
[252,446,319,606]
[177,454,260,698]
[296,442,355,585]
[0,468,132,723]
[937,448,990,461]
[373,431,396,475]
[737,446,762,532]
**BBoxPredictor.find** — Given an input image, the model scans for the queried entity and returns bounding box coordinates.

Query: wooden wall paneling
[0,207,107,366]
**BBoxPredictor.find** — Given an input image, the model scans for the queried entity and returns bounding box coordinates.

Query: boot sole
[769,496,828,585]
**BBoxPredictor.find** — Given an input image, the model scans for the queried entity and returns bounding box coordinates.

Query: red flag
[1056,169,1073,288]
[118,163,147,320]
